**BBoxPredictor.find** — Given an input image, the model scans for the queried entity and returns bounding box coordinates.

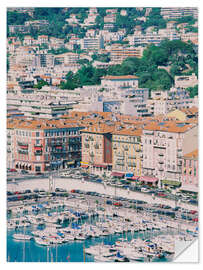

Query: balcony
[94,144,99,149]
[159,168,164,171]
[50,142,62,146]
[159,161,164,164]
[113,145,117,149]
[34,151,42,156]
[159,153,164,157]
[17,141,28,147]
[18,149,28,155]
[128,163,136,167]
[116,162,124,166]
[34,144,43,148]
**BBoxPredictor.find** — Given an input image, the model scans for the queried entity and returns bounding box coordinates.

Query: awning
[130,176,140,180]
[111,172,125,177]
[180,185,198,193]
[125,173,134,178]
[161,180,181,187]
[81,161,89,165]
[81,165,89,168]
[139,176,158,183]
[93,164,107,168]
[67,161,75,165]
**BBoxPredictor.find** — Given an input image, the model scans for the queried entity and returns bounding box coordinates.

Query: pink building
[181,149,198,192]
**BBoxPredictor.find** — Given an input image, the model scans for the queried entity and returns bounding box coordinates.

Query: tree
[186,85,198,98]
[34,80,49,89]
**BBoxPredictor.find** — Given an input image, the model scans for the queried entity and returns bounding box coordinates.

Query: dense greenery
[92,53,110,62]
[48,48,71,55]
[60,66,107,89]
[34,80,49,89]
[175,16,197,26]
[7,11,31,25]
[60,39,197,91]
[143,8,166,30]
[186,85,198,98]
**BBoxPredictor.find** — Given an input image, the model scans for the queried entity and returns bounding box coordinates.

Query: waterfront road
[7,177,198,211]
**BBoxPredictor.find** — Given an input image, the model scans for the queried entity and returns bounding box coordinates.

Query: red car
[9,169,17,172]
[157,193,167,197]
[113,202,123,207]
[70,189,76,193]
[190,210,197,214]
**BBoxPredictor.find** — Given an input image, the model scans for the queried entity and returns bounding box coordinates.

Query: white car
[141,188,150,193]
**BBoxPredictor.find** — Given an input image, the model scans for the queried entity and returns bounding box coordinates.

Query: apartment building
[161,7,198,20]
[81,124,114,176]
[142,121,198,186]
[7,118,84,172]
[54,52,79,65]
[110,47,143,64]
[7,92,77,119]
[174,73,198,88]
[101,75,139,89]
[112,128,142,176]
[181,149,198,192]
[82,35,104,51]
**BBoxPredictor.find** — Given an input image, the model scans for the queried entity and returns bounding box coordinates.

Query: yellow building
[112,128,142,176]
[167,109,187,121]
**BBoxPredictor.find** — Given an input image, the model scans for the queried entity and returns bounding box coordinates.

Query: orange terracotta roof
[112,128,142,136]
[144,121,196,133]
[184,149,198,159]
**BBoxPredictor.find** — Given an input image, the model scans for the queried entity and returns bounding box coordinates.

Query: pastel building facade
[81,125,113,175]
[142,122,198,185]
[112,129,142,176]
[8,119,84,172]
[181,149,198,192]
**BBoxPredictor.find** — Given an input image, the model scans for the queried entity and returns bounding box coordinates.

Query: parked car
[113,202,123,207]
[106,200,113,205]
[35,172,43,176]
[157,192,167,197]
[21,170,29,174]
[9,168,17,172]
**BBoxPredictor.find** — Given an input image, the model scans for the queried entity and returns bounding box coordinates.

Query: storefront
[139,176,159,186]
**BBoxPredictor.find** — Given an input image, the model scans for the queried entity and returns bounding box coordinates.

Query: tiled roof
[184,149,198,159]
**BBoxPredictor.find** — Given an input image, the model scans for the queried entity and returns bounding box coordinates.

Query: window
[35,166,41,172]
[36,139,40,145]
[36,132,40,137]
[194,167,196,176]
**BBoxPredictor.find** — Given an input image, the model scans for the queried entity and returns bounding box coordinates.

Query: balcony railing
[34,151,42,156]
[128,163,136,167]
[18,150,28,154]
[94,144,99,149]
[159,161,164,164]
[17,141,28,147]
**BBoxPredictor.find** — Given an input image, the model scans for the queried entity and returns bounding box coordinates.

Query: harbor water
[7,226,174,262]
